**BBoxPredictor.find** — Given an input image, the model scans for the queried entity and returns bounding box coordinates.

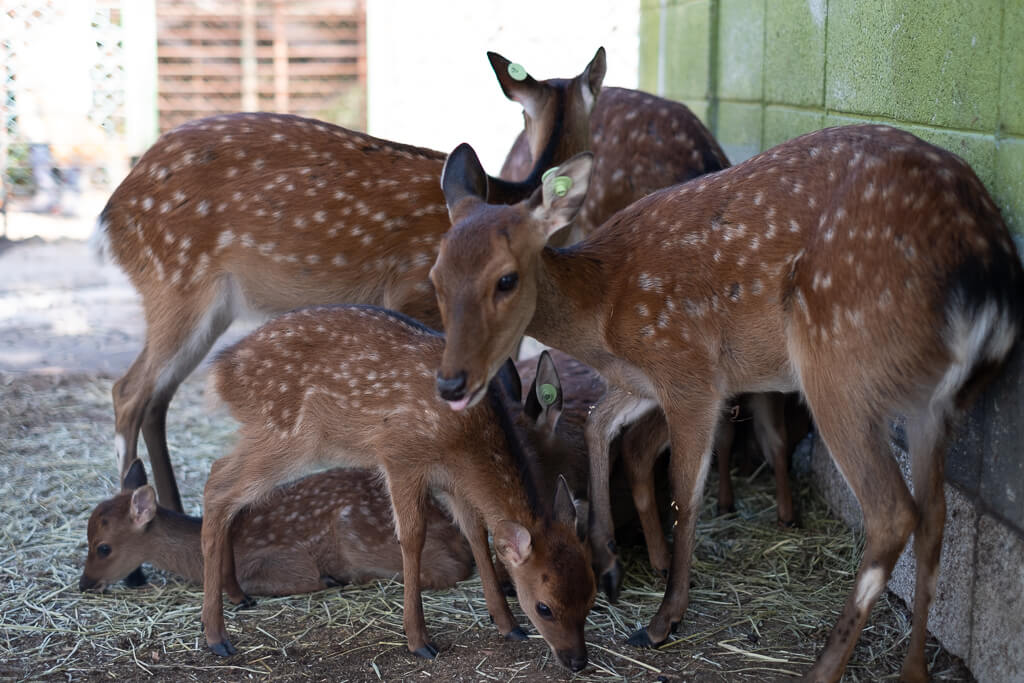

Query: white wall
[366,0,639,173]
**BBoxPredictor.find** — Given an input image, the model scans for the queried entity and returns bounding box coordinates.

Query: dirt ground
[0,211,973,682]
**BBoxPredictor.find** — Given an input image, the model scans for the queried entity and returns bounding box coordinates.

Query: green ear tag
[552,175,573,197]
[539,383,558,406]
[507,63,528,81]
[542,167,557,183]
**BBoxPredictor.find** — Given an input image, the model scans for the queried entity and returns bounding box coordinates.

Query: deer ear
[494,520,533,568]
[129,485,157,529]
[442,143,488,221]
[487,51,546,119]
[121,458,148,492]
[529,152,593,242]
[580,46,607,113]
[554,475,588,541]
[524,350,562,428]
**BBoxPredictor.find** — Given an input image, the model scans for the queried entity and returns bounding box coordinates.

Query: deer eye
[536,602,553,620]
[97,544,112,558]
[496,272,518,294]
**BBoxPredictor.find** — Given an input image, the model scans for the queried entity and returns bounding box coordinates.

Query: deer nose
[79,573,99,592]
[436,371,467,401]
[562,652,588,672]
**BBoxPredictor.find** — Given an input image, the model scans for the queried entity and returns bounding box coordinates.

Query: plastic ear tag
[539,383,558,405]
[552,176,573,197]
[507,63,528,81]
[542,167,557,183]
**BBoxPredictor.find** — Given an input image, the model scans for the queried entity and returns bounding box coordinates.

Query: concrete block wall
[639,2,1024,681]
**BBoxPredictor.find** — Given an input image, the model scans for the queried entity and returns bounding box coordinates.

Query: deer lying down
[200,306,595,671]
[80,459,473,595]
[431,126,1023,681]
[96,48,608,515]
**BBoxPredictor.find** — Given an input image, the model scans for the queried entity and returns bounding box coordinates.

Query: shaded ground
[0,235,973,681]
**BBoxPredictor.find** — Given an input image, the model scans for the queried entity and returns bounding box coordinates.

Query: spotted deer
[430,125,1023,682]
[80,459,473,595]
[200,306,595,671]
[495,52,810,591]
[95,49,608,515]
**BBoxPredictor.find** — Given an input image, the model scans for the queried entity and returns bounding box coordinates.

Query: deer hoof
[505,626,529,641]
[123,566,148,588]
[626,628,655,648]
[235,595,257,610]
[209,640,237,657]
[412,643,439,659]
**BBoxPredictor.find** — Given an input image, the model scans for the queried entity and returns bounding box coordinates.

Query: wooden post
[273,0,288,113]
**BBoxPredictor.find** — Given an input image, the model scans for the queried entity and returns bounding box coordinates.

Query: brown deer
[95,49,608,514]
[80,459,473,595]
[430,125,1023,682]
[495,50,808,585]
[199,305,595,671]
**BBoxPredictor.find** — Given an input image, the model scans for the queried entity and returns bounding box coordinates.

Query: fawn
[200,306,595,671]
[95,49,608,514]
[80,459,473,595]
[429,125,1022,682]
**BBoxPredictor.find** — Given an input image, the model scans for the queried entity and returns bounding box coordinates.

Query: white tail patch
[89,216,112,265]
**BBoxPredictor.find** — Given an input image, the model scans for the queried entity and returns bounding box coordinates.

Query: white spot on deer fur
[313,210,327,223]
[305,254,320,265]
[332,254,347,267]
[855,567,885,611]
[217,230,235,250]
[142,197,154,211]
[753,191,764,206]
[880,288,893,308]
[636,303,650,317]
[196,199,210,216]
[294,216,307,229]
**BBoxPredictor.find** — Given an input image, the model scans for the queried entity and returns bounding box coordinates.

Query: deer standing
[430,125,1022,682]
[95,49,608,514]
[80,459,473,595]
[495,53,807,591]
[200,305,595,671]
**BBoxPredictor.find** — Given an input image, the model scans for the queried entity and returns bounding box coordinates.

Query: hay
[0,371,972,681]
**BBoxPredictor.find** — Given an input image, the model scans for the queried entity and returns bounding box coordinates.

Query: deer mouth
[444,384,485,411]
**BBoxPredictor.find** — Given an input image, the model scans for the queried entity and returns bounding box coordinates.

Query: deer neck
[146,508,206,583]
[527,246,609,364]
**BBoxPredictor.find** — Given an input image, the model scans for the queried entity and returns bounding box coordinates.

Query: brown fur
[432,125,1023,682]
[199,306,595,670]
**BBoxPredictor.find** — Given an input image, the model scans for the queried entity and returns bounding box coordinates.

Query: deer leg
[801,403,918,682]
[446,495,524,637]
[750,392,795,527]
[714,413,737,516]
[621,408,671,576]
[383,472,436,658]
[628,393,720,648]
[114,284,237,512]
[585,385,658,602]
[899,409,949,683]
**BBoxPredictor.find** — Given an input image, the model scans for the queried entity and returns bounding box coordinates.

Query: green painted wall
[639,0,1024,234]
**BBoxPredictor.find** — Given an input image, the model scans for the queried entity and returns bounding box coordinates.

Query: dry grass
[0,371,971,681]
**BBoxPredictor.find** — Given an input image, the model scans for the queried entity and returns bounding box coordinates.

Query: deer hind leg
[114,281,238,512]
[800,391,918,682]
[585,385,658,602]
[714,409,737,515]
[621,408,671,575]
[444,494,524,638]
[898,407,951,683]
[749,392,796,526]
[628,391,720,648]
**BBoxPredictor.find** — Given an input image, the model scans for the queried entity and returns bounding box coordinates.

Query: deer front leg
[201,498,238,656]
[621,408,671,575]
[585,386,658,602]
[385,473,436,658]
[627,394,718,648]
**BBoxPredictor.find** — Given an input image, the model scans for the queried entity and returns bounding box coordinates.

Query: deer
[429,124,1023,682]
[494,50,809,592]
[199,305,596,671]
[80,459,473,595]
[94,48,608,516]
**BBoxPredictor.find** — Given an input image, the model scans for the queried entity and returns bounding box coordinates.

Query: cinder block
[824,0,896,117]
[945,398,986,496]
[764,0,826,107]
[888,484,977,661]
[980,342,1024,533]
[716,0,764,101]
[810,436,862,530]
[684,99,710,128]
[970,515,1024,682]
[999,0,1024,135]
[639,5,661,94]
[994,138,1024,236]
[890,0,1000,131]
[763,106,825,149]
[714,100,762,163]
[662,0,712,103]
